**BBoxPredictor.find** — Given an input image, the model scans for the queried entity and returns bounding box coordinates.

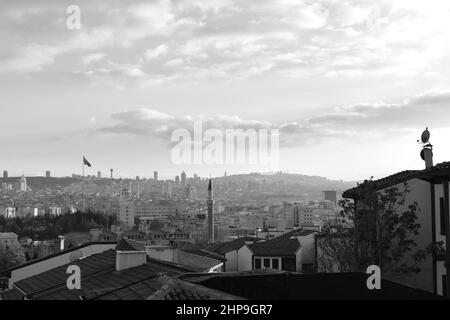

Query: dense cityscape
[0,168,352,262]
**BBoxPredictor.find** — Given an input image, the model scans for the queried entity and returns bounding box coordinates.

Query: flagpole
[82,156,85,212]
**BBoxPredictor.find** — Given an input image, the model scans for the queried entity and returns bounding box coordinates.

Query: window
[272,259,279,270]
[254,258,261,269]
[282,258,296,272]
[440,197,446,235]
[264,258,270,268]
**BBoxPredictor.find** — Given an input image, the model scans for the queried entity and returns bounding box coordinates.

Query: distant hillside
[0,177,105,190]
[214,172,357,198]
[0,173,358,197]
[220,172,354,187]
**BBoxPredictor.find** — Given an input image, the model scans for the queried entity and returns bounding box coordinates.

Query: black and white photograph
[1,0,450,306]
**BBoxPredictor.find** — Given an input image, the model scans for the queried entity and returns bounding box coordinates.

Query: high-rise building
[136,176,140,200]
[3,171,8,179]
[323,190,337,205]
[207,179,214,244]
[185,184,197,200]
[97,171,102,179]
[118,200,136,228]
[153,171,158,181]
[163,182,173,197]
[45,171,51,178]
[175,175,180,184]
[181,171,187,185]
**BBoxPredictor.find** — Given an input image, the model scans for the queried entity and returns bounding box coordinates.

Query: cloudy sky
[1,0,450,180]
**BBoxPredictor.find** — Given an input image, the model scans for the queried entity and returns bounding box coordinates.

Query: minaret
[207,179,214,244]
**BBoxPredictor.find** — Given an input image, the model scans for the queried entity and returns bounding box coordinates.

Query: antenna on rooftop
[418,127,433,168]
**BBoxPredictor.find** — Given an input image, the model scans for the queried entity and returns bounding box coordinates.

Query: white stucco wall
[436,261,446,296]
[224,251,238,272]
[237,245,253,272]
[223,245,253,272]
[145,246,178,263]
[380,178,433,293]
[297,233,316,265]
[295,247,303,272]
[116,251,147,271]
[434,183,447,246]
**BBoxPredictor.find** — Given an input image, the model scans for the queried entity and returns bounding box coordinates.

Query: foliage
[0,211,115,241]
[0,247,24,272]
[318,179,426,275]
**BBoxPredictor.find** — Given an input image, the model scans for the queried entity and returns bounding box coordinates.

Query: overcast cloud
[1,0,450,179]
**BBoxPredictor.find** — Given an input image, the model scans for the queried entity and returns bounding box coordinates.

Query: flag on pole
[83,157,92,167]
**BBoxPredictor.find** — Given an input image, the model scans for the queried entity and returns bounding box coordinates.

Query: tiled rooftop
[10,249,194,300]
[208,236,260,255]
[177,251,223,272]
[249,239,300,256]
[343,170,420,198]
[343,161,450,199]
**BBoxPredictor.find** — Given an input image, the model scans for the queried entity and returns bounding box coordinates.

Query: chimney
[145,244,179,264]
[115,238,147,272]
[423,148,433,168]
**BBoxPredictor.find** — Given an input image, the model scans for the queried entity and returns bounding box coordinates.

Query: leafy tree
[0,211,111,241]
[0,247,24,272]
[318,180,427,276]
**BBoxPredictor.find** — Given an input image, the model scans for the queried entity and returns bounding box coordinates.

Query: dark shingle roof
[344,161,450,199]
[116,238,144,251]
[8,249,194,300]
[14,249,117,298]
[271,229,316,242]
[0,241,116,277]
[94,274,165,300]
[208,237,259,255]
[182,249,226,262]
[420,161,450,180]
[249,239,300,256]
[95,274,243,300]
[343,170,420,199]
[147,275,242,300]
[246,229,315,256]
[177,251,223,272]
[208,238,246,255]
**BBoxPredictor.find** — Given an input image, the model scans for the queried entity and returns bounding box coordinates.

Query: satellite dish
[421,128,430,143]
